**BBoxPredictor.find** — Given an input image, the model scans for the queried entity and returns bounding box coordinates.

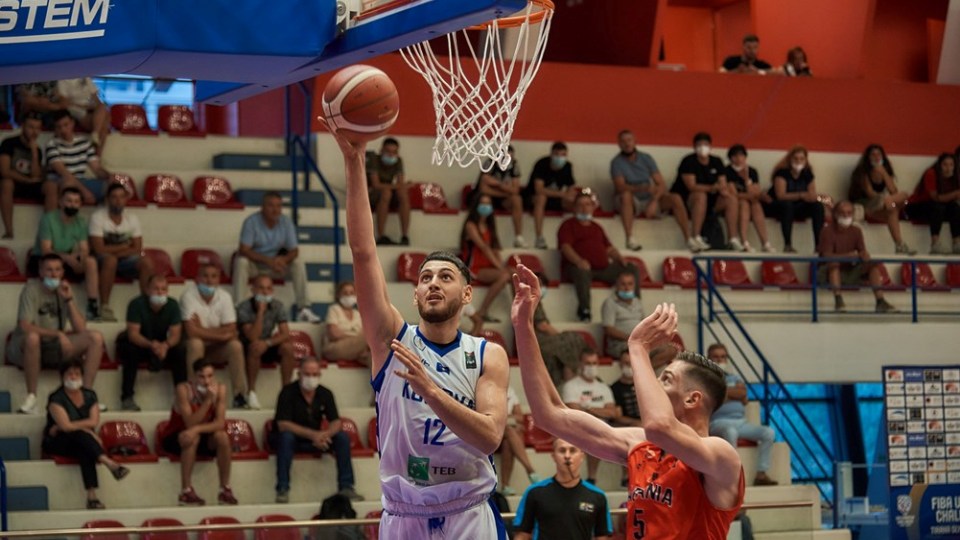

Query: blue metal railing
[1,456,8,531]
[285,82,341,287]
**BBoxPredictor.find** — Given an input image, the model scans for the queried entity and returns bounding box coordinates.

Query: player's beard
[418,296,463,324]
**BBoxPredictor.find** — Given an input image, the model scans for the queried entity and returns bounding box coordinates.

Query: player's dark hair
[105,182,127,198]
[419,251,471,285]
[727,144,747,159]
[675,351,727,414]
[551,141,567,153]
[192,358,215,374]
[693,132,712,146]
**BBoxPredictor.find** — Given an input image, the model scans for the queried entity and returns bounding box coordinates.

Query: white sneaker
[462,303,476,318]
[247,391,262,410]
[762,242,776,253]
[626,237,643,251]
[741,241,755,253]
[687,237,702,253]
[729,237,745,252]
[535,236,548,249]
[18,393,37,414]
[695,235,711,251]
[296,308,321,323]
[98,403,108,412]
[513,236,527,248]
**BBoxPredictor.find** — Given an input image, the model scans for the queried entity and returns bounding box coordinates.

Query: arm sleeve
[239,215,255,247]
[283,216,298,249]
[856,228,867,254]
[88,211,104,238]
[275,302,289,323]
[129,214,142,238]
[595,494,614,536]
[556,219,574,248]
[599,384,615,405]
[17,287,36,325]
[678,155,696,177]
[817,226,833,256]
[610,158,625,180]
[217,293,237,325]
[721,56,740,70]
[235,301,253,325]
[600,297,617,327]
[168,300,182,324]
[274,386,294,423]
[513,487,537,531]
[126,298,141,324]
[37,214,53,244]
[44,140,60,165]
[560,381,579,403]
[322,388,341,423]
[180,292,197,320]
[642,153,659,174]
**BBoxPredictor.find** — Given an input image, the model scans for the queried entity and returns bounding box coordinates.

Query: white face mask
[300,376,321,391]
[195,383,208,396]
[871,158,884,168]
[731,163,746,172]
[837,216,854,228]
[339,295,357,309]
[621,365,633,378]
[792,162,805,173]
[582,365,599,379]
[63,379,82,390]
[696,145,711,158]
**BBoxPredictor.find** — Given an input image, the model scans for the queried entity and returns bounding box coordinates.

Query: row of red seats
[80,513,383,540]
[110,105,205,137]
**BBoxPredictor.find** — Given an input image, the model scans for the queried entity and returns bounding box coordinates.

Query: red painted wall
[659,6,716,72]
[544,0,661,66]
[863,0,949,82]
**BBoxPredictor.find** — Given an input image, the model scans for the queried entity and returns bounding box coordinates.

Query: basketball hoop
[400,0,554,172]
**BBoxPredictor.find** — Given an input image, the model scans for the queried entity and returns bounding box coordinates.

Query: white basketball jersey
[373,324,497,507]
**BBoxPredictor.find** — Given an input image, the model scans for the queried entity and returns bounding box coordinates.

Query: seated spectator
[818,201,897,313]
[180,264,248,408]
[42,360,130,509]
[269,356,362,503]
[158,359,237,506]
[16,82,60,127]
[513,438,613,540]
[368,138,410,245]
[720,34,773,75]
[609,350,644,488]
[559,191,640,322]
[532,272,587,386]
[233,191,320,323]
[8,254,104,414]
[906,153,960,254]
[849,144,914,254]
[524,141,578,249]
[764,146,826,253]
[0,113,53,238]
[89,183,154,322]
[323,281,370,366]
[725,144,774,252]
[561,349,620,485]
[56,78,110,155]
[45,110,110,207]
[671,132,741,252]
[499,385,540,496]
[611,130,691,251]
[601,271,644,359]
[30,187,103,319]
[474,145,526,247]
[237,274,295,410]
[116,274,186,411]
[460,194,512,334]
[706,343,778,486]
[783,46,812,77]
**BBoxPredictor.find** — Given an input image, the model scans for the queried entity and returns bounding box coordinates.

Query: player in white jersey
[329,129,510,538]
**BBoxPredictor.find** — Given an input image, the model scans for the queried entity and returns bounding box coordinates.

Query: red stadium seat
[570,330,611,364]
[289,331,323,364]
[340,417,375,457]
[141,518,187,540]
[110,104,157,135]
[506,253,558,286]
[408,182,457,214]
[199,516,244,540]
[192,176,244,209]
[478,329,511,357]
[225,419,269,460]
[522,414,554,452]
[143,248,184,284]
[158,105,205,137]
[363,510,383,540]
[761,260,805,289]
[623,256,663,288]
[574,186,615,217]
[0,247,26,282]
[671,333,686,352]
[712,259,761,289]
[82,519,129,540]
[662,257,697,288]
[367,417,378,452]
[460,185,475,210]
[180,248,230,282]
[396,252,427,284]
[99,420,158,463]
[109,173,147,207]
[144,174,195,208]
[899,262,947,291]
[948,263,960,288]
[254,515,300,540]
[874,264,905,291]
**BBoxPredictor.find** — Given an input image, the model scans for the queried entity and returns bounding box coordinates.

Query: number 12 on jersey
[422,418,446,446]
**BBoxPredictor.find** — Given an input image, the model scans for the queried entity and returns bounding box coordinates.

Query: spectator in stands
[726,144,774,252]
[765,146,826,253]
[368,137,411,246]
[513,438,613,540]
[460,193,512,334]
[601,271,644,359]
[706,343,778,486]
[610,351,643,428]
[89,183,153,322]
[849,144,915,254]
[782,47,812,77]
[159,358,237,506]
[46,110,110,207]
[906,153,960,254]
[474,145,526,247]
[270,356,362,503]
[559,191,640,322]
[16,82,60,126]
[323,281,370,366]
[8,254,104,414]
[720,35,773,75]
[611,130,691,251]
[0,112,53,238]
[818,201,897,313]
[671,132,741,252]
[531,272,587,386]
[233,191,320,323]
[30,187,103,320]
[180,263,249,408]
[42,360,130,509]
[500,385,541,496]
[56,78,109,155]
[562,348,620,485]
[525,141,579,249]
[116,274,186,412]
[237,274,295,410]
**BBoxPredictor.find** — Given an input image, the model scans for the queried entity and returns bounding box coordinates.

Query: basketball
[320,65,399,143]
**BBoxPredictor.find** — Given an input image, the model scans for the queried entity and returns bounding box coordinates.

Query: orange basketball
[321,65,399,143]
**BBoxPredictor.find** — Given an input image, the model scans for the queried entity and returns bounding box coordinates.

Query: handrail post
[706,258,715,322]
[1,456,8,532]
[810,258,819,323]
[696,264,704,353]
[910,261,918,323]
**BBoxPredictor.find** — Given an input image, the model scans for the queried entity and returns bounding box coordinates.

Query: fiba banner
[884,365,960,540]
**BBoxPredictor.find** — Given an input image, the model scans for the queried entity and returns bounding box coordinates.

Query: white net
[400,1,553,172]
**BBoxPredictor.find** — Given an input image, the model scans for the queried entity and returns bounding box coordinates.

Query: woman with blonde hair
[764,146,826,252]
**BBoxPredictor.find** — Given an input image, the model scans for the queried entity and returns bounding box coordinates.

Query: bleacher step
[306,262,354,282]
[755,531,850,540]
[213,153,299,172]
[297,226,344,245]
[235,188,326,208]
[0,389,10,412]
[0,436,30,461]
[8,486,48,511]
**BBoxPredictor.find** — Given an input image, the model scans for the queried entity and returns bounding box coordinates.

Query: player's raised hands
[391,339,437,399]
[318,115,366,160]
[510,264,541,326]
[628,303,678,351]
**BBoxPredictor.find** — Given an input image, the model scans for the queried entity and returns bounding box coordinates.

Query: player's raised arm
[511,264,643,465]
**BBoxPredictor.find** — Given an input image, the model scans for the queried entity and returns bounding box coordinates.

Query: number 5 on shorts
[422,418,446,446]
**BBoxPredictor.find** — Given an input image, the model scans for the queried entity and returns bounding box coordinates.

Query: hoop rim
[468,0,553,30]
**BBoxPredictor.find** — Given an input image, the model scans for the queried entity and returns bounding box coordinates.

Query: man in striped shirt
[45,110,110,209]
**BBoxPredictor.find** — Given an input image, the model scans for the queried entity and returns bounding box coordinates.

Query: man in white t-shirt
[180,264,248,408]
[89,183,154,322]
[560,348,620,486]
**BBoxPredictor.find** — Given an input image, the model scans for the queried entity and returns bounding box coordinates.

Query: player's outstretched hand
[391,339,437,398]
[510,264,541,326]
[628,302,678,351]
[317,115,366,160]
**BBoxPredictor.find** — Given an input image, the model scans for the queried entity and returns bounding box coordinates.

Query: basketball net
[400,0,553,172]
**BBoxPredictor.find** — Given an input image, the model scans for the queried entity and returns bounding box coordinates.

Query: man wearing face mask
[368,137,411,246]
[270,356,362,503]
[671,132,740,252]
[524,141,579,249]
[817,201,898,313]
[601,271,644,359]
[89,183,153,322]
[236,274,294,410]
[116,274,186,411]
[561,349,621,486]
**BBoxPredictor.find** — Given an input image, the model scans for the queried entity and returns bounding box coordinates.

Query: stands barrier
[1,456,7,532]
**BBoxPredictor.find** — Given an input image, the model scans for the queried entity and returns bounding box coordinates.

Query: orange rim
[469,0,554,30]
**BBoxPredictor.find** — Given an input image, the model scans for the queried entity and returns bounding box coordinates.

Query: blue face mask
[551,155,567,169]
[477,204,494,217]
[149,294,168,307]
[575,213,592,222]
[197,283,216,297]
[381,154,398,166]
[255,294,273,304]
[617,290,636,301]
[43,277,60,290]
